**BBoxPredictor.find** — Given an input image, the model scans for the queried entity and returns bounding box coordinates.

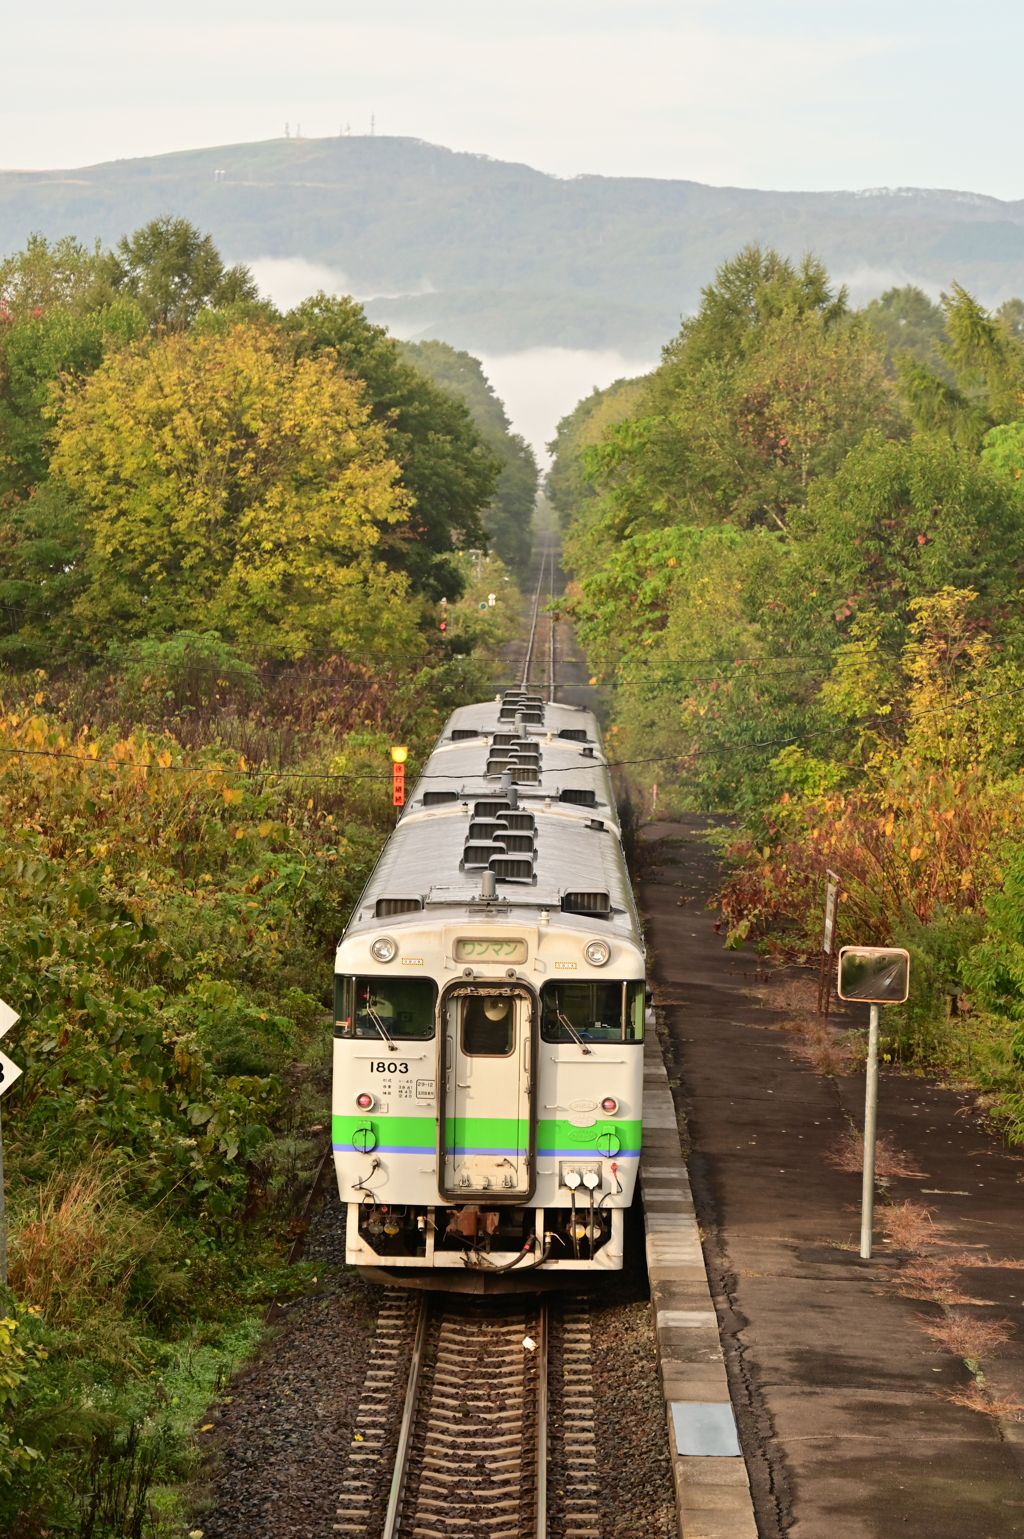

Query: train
[331,687,647,1290]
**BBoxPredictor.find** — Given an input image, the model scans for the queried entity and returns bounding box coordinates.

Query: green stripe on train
[333,1113,642,1153]
[333,1113,434,1149]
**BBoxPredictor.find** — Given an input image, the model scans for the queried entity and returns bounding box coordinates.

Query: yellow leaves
[156,751,172,768]
[51,322,416,660]
[909,846,923,861]
[234,827,245,840]
[221,786,243,806]
[258,822,273,839]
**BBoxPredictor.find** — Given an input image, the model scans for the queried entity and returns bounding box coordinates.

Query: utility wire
[0,680,1014,784]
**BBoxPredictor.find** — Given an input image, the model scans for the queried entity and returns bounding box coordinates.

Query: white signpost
[836,948,910,1260]
[0,998,22,1290]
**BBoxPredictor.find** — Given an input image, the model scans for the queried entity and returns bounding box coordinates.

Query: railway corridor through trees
[642,816,1024,1539]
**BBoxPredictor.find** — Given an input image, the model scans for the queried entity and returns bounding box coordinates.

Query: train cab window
[540,981,645,1044]
[462,995,515,1056]
[334,976,437,1039]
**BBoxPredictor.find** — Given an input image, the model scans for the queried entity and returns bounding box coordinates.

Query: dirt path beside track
[641,815,1024,1539]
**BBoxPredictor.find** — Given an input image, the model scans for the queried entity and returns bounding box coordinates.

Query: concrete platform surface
[641,816,1024,1539]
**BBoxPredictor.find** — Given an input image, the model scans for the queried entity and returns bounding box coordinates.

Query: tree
[898,283,1024,445]
[95,216,259,330]
[860,285,949,375]
[0,233,99,321]
[545,375,649,533]
[0,300,145,500]
[287,296,500,599]
[48,323,417,661]
[400,338,538,572]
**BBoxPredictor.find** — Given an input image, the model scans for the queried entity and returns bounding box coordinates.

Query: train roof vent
[511,765,540,784]
[423,791,458,806]
[559,788,598,807]
[499,833,536,854]
[464,840,506,868]
[561,890,611,917]
[468,820,503,840]
[491,733,516,746]
[375,897,423,917]
[498,812,535,831]
[450,728,480,741]
[474,799,511,817]
[559,729,588,742]
[490,856,534,882]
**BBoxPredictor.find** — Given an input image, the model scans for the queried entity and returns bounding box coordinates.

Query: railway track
[335,1296,600,1539]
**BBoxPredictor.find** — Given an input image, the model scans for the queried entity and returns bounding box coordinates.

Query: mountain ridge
[2,135,1023,352]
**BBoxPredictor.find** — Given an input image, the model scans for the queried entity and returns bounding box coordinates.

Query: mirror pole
[859,1003,880,1259]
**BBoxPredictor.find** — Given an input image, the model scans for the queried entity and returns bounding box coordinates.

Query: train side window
[335,976,437,1038]
[623,980,645,1042]
[540,981,645,1044]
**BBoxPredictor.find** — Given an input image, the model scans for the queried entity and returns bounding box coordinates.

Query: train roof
[341,691,643,952]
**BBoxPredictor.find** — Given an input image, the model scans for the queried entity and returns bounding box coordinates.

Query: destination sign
[455,938,528,963]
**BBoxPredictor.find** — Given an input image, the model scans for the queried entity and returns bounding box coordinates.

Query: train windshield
[540,981,645,1043]
[334,976,437,1039]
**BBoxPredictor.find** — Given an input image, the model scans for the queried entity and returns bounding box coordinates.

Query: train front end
[331,692,647,1289]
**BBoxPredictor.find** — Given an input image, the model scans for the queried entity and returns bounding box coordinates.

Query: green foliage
[554,242,1024,1140]
[897,283,1024,445]
[545,376,649,533]
[567,247,900,569]
[286,295,500,600]
[861,284,950,375]
[94,216,259,330]
[398,339,538,573]
[0,1304,47,1480]
[0,300,147,499]
[48,322,416,662]
[110,632,261,717]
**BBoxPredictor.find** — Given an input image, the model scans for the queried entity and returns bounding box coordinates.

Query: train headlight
[370,936,398,963]
[356,1091,375,1110]
[584,939,610,966]
[600,1096,618,1115]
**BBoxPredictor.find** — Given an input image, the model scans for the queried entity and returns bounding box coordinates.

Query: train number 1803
[371,1061,409,1074]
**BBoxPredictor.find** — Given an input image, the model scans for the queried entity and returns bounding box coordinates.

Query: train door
[441,986,534,1198]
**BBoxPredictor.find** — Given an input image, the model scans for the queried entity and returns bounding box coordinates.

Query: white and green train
[332,689,647,1290]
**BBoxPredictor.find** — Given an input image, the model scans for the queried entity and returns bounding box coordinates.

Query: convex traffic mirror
[837,945,910,1004]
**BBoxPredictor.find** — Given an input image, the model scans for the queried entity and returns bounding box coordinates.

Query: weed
[882,1200,939,1249]
[9,1169,165,1330]
[791,1022,860,1076]
[940,1383,1024,1418]
[826,1127,926,1178]
[918,1309,1014,1369]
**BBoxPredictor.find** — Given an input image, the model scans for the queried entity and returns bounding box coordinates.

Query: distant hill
[2,135,1024,353]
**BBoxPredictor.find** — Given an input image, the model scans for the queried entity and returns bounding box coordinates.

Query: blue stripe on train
[538,1147,641,1157]
[333,1142,434,1154]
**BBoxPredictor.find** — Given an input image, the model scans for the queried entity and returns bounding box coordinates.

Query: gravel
[193,1188,676,1538]
[194,1190,386,1539]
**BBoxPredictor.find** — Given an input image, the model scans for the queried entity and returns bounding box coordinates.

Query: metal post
[860,1003,880,1259]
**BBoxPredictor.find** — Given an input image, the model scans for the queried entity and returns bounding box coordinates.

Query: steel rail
[381,1298,550,1539]
[519,543,550,689]
[547,548,556,705]
[535,1300,549,1539]
[380,1292,430,1539]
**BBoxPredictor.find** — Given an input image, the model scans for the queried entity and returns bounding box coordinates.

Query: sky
[8,1,1023,456]
[5,1,1024,198]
